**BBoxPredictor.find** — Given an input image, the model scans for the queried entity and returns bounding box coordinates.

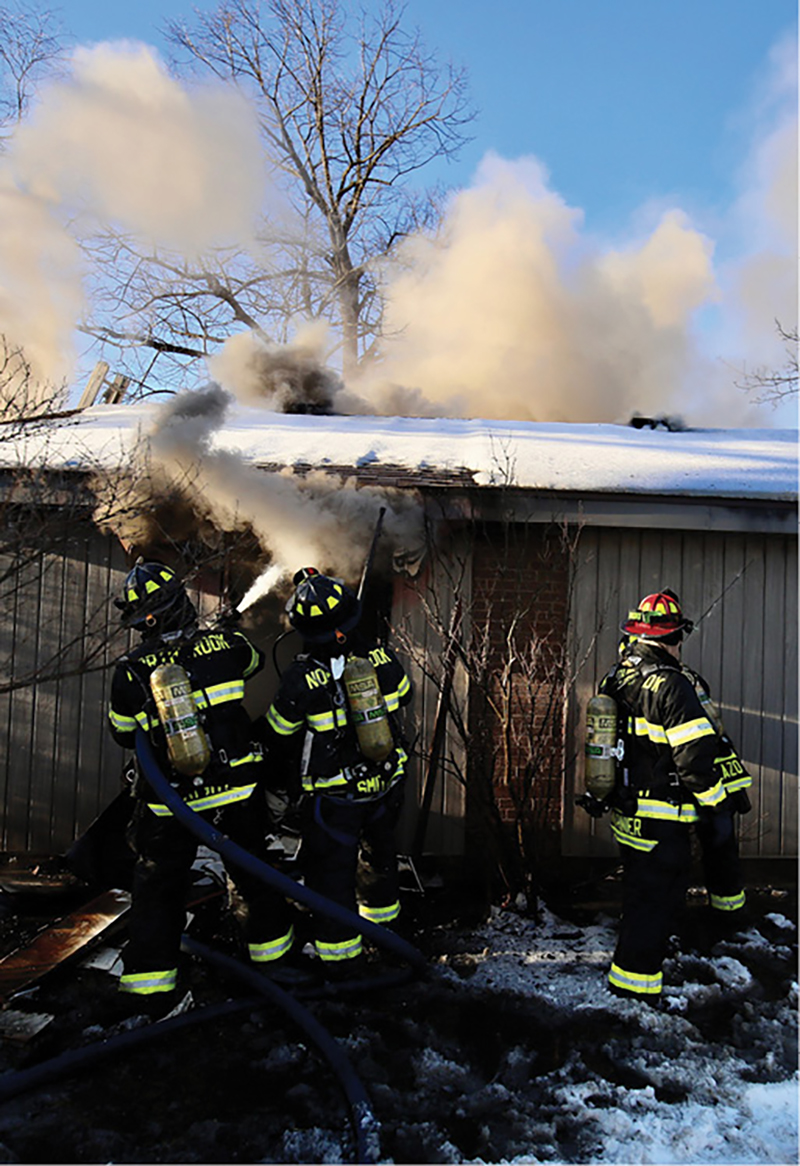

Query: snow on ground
[0,884,795,1165]
[429,905,799,1166]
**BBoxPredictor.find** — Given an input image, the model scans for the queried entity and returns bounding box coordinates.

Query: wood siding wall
[390,542,469,858]
[564,527,798,859]
[0,522,131,855]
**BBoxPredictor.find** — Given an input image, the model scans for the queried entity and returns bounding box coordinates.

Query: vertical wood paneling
[759,539,787,855]
[0,522,130,855]
[394,531,470,858]
[0,549,21,850]
[27,551,63,852]
[8,555,43,850]
[780,544,798,855]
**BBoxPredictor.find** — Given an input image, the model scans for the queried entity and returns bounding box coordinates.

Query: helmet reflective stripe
[117,561,189,630]
[287,572,360,643]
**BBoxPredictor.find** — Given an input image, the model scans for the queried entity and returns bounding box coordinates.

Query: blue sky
[64,0,797,242]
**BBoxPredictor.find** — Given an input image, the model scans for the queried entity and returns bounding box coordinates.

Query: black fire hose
[0,977,380,1165]
[181,935,381,1164]
[0,998,258,1103]
[135,729,429,974]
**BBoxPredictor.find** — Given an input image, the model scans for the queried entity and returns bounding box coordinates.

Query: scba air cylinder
[150,662,211,777]
[584,693,618,800]
[343,655,394,763]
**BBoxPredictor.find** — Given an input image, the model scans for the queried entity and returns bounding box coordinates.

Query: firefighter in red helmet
[264,567,413,977]
[598,589,750,1003]
[107,560,300,1013]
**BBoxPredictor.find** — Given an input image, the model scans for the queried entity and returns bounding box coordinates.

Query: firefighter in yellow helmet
[598,589,751,1003]
[108,560,300,1012]
[264,568,413,977]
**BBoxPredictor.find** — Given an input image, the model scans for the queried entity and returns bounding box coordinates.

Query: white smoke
[704,32,798,423]
[0,41,263,392]
[142,384,424,607]
[350,155,720,423]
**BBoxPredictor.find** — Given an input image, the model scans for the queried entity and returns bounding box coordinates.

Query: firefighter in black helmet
[599,589,750,1003]
[108,560,300,1010]
[264,567,413,976]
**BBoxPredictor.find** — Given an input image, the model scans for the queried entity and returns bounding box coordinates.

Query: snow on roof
[4,402,798,502]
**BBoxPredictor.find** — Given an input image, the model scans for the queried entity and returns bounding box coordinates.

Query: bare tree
[81,0,473,387]
[0,333,73,427]
[0,1,64,143]
[736,321,799,405]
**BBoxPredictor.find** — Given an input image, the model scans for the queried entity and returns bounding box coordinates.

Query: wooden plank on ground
[0,888,130,1004]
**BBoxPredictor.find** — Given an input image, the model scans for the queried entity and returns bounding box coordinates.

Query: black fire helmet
[286,566,361,644]
[114,559,196,633]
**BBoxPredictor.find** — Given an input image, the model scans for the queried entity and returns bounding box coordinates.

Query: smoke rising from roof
[349,156,720,423]
[136,383,425,604]
[208,325,342,414]
[1,28,796,595]
[0,31,794,428]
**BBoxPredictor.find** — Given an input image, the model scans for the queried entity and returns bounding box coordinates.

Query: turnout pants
[609,812,692,999]
[695,808,746,913]
[301,781,405,965]
[121,792,294,997]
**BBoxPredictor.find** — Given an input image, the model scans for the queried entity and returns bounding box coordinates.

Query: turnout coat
[108,625,266,815]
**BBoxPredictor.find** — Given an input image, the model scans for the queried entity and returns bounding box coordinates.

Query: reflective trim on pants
[249,924,295,963]
[120,967,178,995]
[315,935,363,963]
[709,890,746,912]
[610,811,658,852]
[359,900,400,925]
[608,962,662,996]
